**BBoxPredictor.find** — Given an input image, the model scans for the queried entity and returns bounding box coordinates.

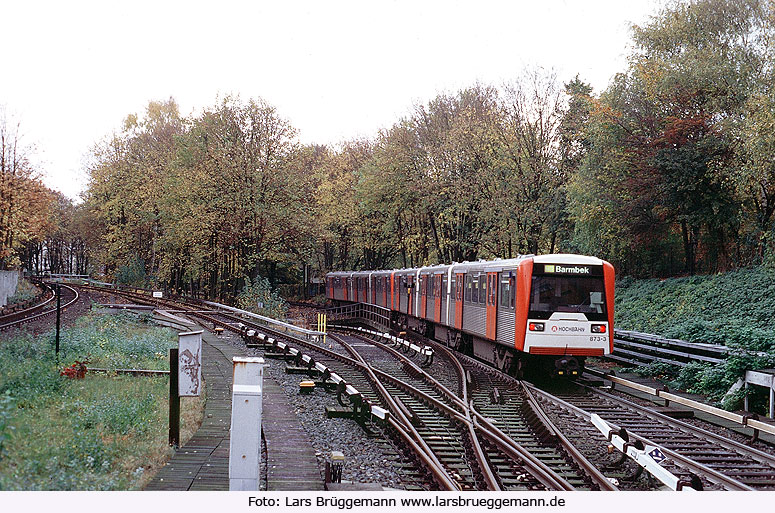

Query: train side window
[441,276,447,299]
[499,273,509,310]
[471,274,479,304]
[485,275,491,305]
[465,274,472,303]
[478,274,486,305]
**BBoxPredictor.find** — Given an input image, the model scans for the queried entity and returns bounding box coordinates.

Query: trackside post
[169,348,180,447]
[55,284,61,362]
[229,356,265,490]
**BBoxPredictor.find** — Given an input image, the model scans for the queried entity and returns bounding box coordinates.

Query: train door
[434,275,442,323]
[361,278,367,303]
[486,272,498,340]
[383,277,388,307]
[407,275,414,315]
[421,275,428,319]
[392,274,398,310]
[455,273,464,330]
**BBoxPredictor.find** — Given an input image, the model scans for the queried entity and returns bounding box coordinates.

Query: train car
[326,271,352,301]
[326,253,614,378]
[371,270,392,308]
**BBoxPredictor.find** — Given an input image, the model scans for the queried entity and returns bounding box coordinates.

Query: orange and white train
[326,254,614,377]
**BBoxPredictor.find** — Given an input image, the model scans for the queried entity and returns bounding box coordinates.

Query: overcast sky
[2,0,663,200]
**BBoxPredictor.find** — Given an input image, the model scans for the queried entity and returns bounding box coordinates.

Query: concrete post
[229,356,266,491]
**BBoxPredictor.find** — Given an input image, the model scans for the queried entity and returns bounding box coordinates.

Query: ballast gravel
[216,329,408,490]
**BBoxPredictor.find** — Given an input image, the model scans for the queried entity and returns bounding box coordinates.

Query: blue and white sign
[648,447,666,464]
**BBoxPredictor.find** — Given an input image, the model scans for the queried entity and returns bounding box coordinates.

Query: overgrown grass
[615,267,775,407]
[0,312,204,490]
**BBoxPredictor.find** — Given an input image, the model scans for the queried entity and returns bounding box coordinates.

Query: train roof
[325,254,608,277]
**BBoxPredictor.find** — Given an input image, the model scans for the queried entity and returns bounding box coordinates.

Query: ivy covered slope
[613,267,775,406]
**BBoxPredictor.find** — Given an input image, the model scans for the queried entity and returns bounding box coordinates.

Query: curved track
[0,282,79,331]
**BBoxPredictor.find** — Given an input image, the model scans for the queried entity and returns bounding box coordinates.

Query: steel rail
[584,384,775,470]
[0,283,78,330]
[471,412,575,491]
[398,329,615,490]
[350,330,500,490]
[520,383,618,491]
[0,281,54,327]
[330,333,460,491]
[192,311,461,491]
[524,382,754,491]
[340,330,577,491]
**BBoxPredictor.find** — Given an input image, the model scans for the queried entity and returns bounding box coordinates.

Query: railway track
[0,282,79,331]
[173,300,599,490]
[345,324,775,491]
[53,284,775,491]
[533,383,775,490]
[333,329,616,491]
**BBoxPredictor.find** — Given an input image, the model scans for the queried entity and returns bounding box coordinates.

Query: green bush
[6,278,37,305]
[236,275,288,320]
[616,267,775,404]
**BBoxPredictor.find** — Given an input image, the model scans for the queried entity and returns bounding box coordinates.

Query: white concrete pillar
[229,356,265,491]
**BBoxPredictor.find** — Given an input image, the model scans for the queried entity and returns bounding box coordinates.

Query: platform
[144,326,324,491]
[145,331,240,490]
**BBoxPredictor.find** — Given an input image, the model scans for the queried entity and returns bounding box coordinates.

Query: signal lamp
[591,324,607,333]
[528,322,544,332]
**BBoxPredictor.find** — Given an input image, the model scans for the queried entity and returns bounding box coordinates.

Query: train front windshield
[529,274,607,321]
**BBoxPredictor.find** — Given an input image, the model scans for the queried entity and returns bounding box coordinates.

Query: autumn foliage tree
[0,112,56,270]
[79,0,775,291]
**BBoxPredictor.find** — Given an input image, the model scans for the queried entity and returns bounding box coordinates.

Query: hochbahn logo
[545,264,590,274]
[551,326,585,332]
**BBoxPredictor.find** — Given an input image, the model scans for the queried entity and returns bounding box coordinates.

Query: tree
[0,110,56,270]
[569,0,772,275]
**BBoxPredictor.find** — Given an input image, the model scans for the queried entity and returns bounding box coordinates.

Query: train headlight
[528,322,544,332]
[591,324,607,333]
